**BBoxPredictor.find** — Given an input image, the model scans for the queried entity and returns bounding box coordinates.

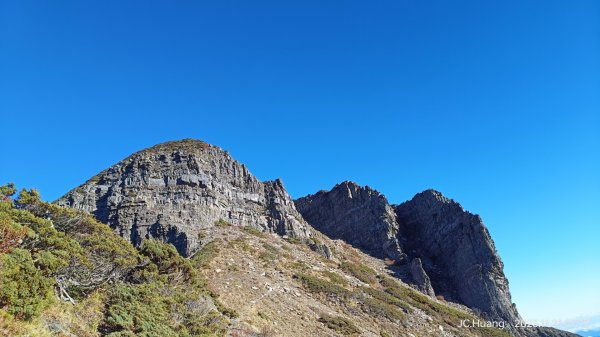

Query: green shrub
[0,213,29,254]
[214,218,231,227]
[213,298,239,319]
[295,273,351,298]
[380,276,480,326]
[101,282,180,337]
[362,287,411,313]
[139,240,197,282]
[478,327,513,337]
[321,270,348,286]
[361,296,404,322]
[192,240,221,268]
[341,261,378,284]
[285,237,302,244]
[258,251,277,263]
[15,188,142,292]
[262,242,278,253]
[287,261,309,270]
[0,185,231,336]
[318,313,359,335]
[102,280,229,337]
[0,248,54,319]
[187,310,228,336]
[243,226,264,237]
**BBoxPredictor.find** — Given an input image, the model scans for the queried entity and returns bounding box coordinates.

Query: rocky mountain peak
[57,139,311,256]
[295,182,405,262]
[136,138,213,152]
[395,191,520,325]
[410,188,452,205]
[297,183,523,331]
[334,180,381,197]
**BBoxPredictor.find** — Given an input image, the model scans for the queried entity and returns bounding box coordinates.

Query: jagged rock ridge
[57,139,311,256]
[395,189,520,324]
[295,182,576,337]
[294,181,405,261]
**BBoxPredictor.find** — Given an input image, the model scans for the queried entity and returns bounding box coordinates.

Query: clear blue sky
[1,0,598,329]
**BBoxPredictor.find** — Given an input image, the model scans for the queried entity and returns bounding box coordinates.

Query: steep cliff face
[295,181,404,261]
[395,190,521,325]
[295,183,520,326]
[56,139,311,256]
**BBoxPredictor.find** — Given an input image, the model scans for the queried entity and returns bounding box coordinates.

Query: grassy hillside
[197,221,513,337]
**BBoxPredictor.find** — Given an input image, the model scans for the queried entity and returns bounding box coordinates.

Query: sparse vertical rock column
[263,179,309,237]
[57,139,311,256]
[295,181,405,262]
[410,257,436,297]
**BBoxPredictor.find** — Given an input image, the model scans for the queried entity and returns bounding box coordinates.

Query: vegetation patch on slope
[318,313,359,335]
[0,184,235,337]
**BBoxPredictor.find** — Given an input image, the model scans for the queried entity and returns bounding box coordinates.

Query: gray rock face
[395,190,521,325]
[297,183,580,337]
[295,183,521,327]
[57,139,311,256]
[295,181,405,261]
[410,258,436,297]
[308,240,333,259]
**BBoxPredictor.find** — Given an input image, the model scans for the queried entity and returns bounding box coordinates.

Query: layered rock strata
[57,139,311,256]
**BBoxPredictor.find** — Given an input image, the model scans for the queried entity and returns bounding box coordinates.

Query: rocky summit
[51,139,579,337]
[295,182,516,317]
[296,181,576,337]
[294,181,405,262]
[395,190,520,325]
[57,139,311,256]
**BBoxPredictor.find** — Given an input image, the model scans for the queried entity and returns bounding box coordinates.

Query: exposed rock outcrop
[57,139,311,256]
[410,257,436,297]
[307,240,334,259]
[296,183,579,337]
[296,183,522,328]
[295,181,405,261]
[395,189,521,325]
